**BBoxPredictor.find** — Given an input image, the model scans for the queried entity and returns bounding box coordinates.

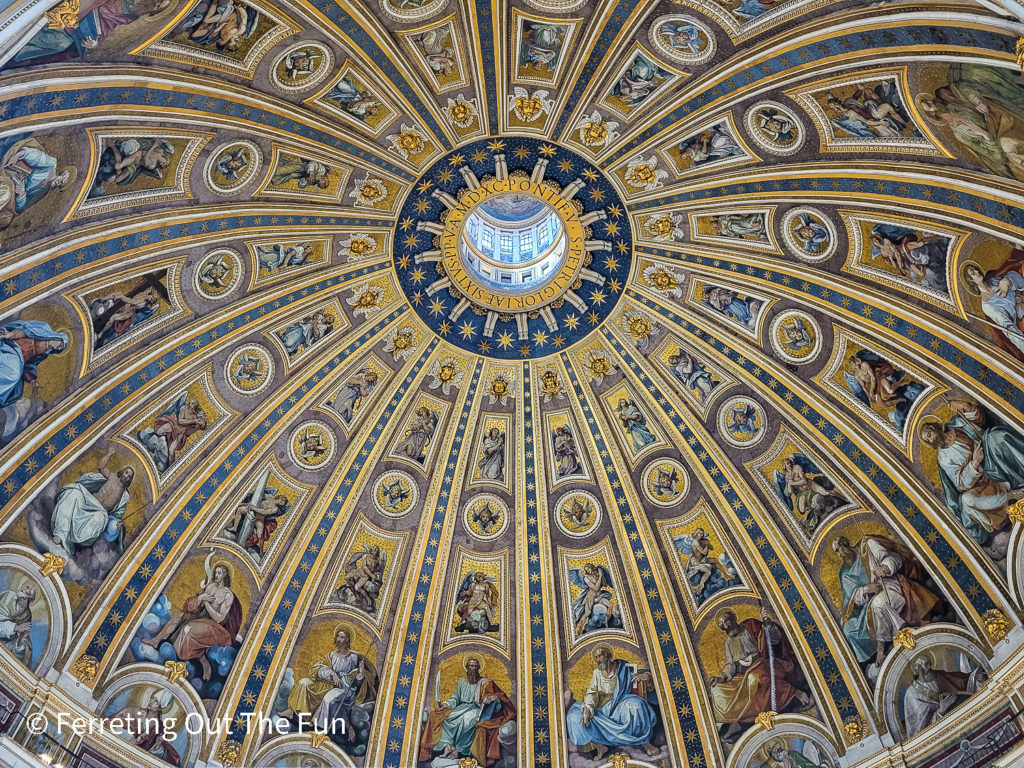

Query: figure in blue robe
[0,321,68,408]
[835,548,876,664]
[614,398,656,450]
[567,649,659,759]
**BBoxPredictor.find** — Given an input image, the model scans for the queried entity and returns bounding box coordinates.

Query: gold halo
[959,260,984,296]
[57,165,78,189]
[50,327,72,354]
[334,622,357,643]
[715,607,737,627]
[590,643,614,663]
[462,653,485,673]
[211,560,235,584]
[912,648,937,668]
[917,414,944,439]
[760,737,787,761]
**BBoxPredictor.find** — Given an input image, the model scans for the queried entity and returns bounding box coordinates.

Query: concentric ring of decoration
[394,137,631,359]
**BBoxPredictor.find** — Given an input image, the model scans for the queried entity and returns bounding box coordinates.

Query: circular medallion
[289,421,337,470]
[641,459,689,507]
[394,137,632,359]
[554,490,602,537]
[204,140,262,196]
[224,344,273,396]
[745,101,805,156]
[717,396,767,448]
[464,494,510,541]
[649,15,716,65]
[769,309,822,364]
[372,470,419,517]
[270,41,334,93]
[193,248,243,300]
[781,207,837,262]
[379,0,447,22]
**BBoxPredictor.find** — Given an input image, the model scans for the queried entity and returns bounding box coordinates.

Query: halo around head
[715,607,737,627]
[334,622,357,644]
[917,414,944,440]
[463,653,485,672]
[959,260,984,296]
[590,643,614,663]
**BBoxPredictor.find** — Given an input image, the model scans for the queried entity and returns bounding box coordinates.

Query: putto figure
[136,391,208,473]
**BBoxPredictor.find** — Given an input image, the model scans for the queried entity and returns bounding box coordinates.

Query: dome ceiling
[0,1,1023,767]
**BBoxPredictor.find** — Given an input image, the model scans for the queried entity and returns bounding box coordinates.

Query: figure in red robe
[708,608,814,741]
[143,562,242,680]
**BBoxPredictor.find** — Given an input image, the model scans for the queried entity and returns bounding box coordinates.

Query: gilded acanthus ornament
[71,654,99,684]
[216,740,242,767]
[309,732,328,749]
[45,0,79,29]
[982,608,1011,642]
[164,660,188,684]
[40,552,66,577]
[1007,498,1024,524]
[893,626,916,650]
[843,715,867,743]
[609,754,629,768]
[754,711,777,730]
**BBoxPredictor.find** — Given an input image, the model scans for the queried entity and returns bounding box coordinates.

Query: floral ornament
[347,283,384,318]
[583,350,616,384]
[643,212,685,242]
[642,263,687,299]
[349,173,389,207]
[983,608,1011,642]
[428,356,463,395]
[45,0,80,29]
[623,154,668,192]
[576,110,620,148]
[216,741,242,767]
[384,325,417,361]
[387,124,428,159]
[446,94,477,129]
[486,370,515,405]
[40,552,66,576]
[338,234,379,262]
[842,716,867,743]
[621,310,660,351]
[72,653,99,684]
[539,368,565,402]
[507,87,553,123]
